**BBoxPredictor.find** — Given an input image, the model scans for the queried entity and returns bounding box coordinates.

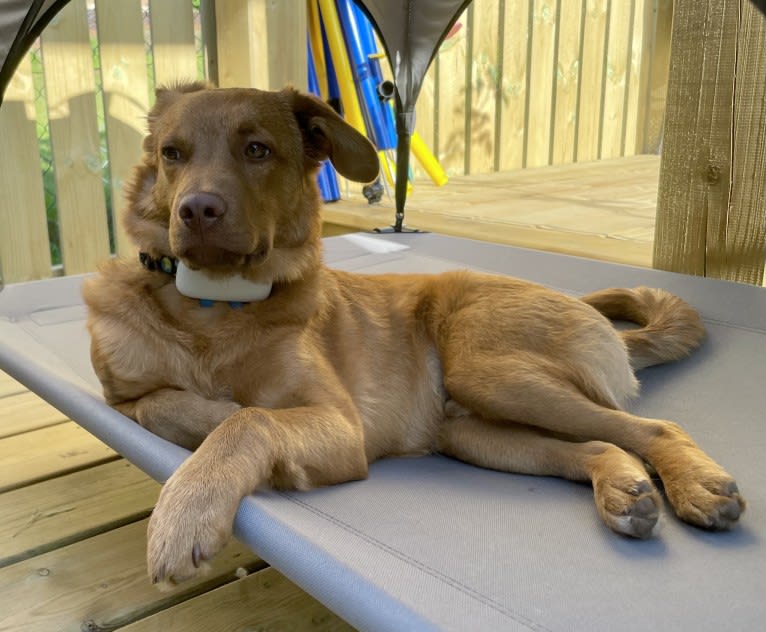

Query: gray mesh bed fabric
[0,233,764,631]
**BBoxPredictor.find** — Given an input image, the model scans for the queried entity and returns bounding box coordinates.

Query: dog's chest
[159,315,299,406]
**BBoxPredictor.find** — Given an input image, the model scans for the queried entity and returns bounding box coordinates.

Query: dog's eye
[245,142,270,160]
[161,146,182,162]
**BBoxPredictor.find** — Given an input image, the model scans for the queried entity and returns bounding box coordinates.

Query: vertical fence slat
[436,8,470,175]
[41,0,111,275]
[149,0,197,86]
[599,0,631,159]
[245,0,307,89]
[249,0,307,90]
[96,0,151,258]
[551,0,583,165]
[575,0,608,162]
[0,56,51,283]
[468,0,501,174]
[525,0,557,167]
[215,0,307,90]
[624,0,651,155]
[414,57,437,180]
[496,0,530,171]
[641,0,672,153]
[214,0,250,87]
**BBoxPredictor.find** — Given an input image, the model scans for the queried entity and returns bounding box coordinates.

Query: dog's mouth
[178,241,271,272]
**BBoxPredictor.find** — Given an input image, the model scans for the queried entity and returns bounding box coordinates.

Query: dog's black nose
[178,192,226,230]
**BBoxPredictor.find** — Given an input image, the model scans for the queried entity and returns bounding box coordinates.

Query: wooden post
[0,57,51,283]
[214,0,307,90]
[654,0,766,284]
[726,4,766,283]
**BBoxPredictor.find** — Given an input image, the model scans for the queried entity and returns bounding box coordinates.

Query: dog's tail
[580,287,706,370]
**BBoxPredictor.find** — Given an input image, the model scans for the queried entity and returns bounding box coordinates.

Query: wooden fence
[0,0,672,283]
[415,0,671,176]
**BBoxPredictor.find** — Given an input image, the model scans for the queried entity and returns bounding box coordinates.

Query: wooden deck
[324,155,660,268]
[0,155,660,630]
[0,368,355,631]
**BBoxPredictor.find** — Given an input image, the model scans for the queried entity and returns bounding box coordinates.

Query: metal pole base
[372,225,424,234]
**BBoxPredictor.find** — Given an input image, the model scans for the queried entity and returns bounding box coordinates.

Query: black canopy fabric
[353,1,471,228]
[0,0,65,106]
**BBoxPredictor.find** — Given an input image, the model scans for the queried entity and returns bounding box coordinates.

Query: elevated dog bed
[1,233,764,631]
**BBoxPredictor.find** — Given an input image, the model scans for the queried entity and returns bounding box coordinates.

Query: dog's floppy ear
[288,88,380,183]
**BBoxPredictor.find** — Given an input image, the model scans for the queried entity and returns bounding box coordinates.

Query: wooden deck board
[0,519,264,632]
[0,460,158,567]
[0,390,68,439]
[0,374,355,630]
[0,371,25,398]
[0,421,119,493]
[323,155,659,267]
[119,567,354,632]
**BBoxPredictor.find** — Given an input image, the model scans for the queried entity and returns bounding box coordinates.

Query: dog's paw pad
[670,479,746,530]
[612,494,661,539]
[595,475,661,539]
[661,457,746,530]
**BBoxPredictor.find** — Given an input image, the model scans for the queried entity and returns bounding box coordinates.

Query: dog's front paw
[147,467,239,588]
[661,454,745,530]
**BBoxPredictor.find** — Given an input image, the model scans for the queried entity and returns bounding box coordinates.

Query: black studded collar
[139,252,178,276]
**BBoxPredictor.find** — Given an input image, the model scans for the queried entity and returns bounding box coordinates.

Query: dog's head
[124,82,379,282]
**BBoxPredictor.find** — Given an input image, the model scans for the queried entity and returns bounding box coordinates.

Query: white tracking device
[175,261,272,303]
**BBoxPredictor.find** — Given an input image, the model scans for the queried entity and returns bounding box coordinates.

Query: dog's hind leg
[438,413,661,538]
[442,356,745,532]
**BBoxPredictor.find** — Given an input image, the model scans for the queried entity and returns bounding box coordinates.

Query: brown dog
[83,82,745,587]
